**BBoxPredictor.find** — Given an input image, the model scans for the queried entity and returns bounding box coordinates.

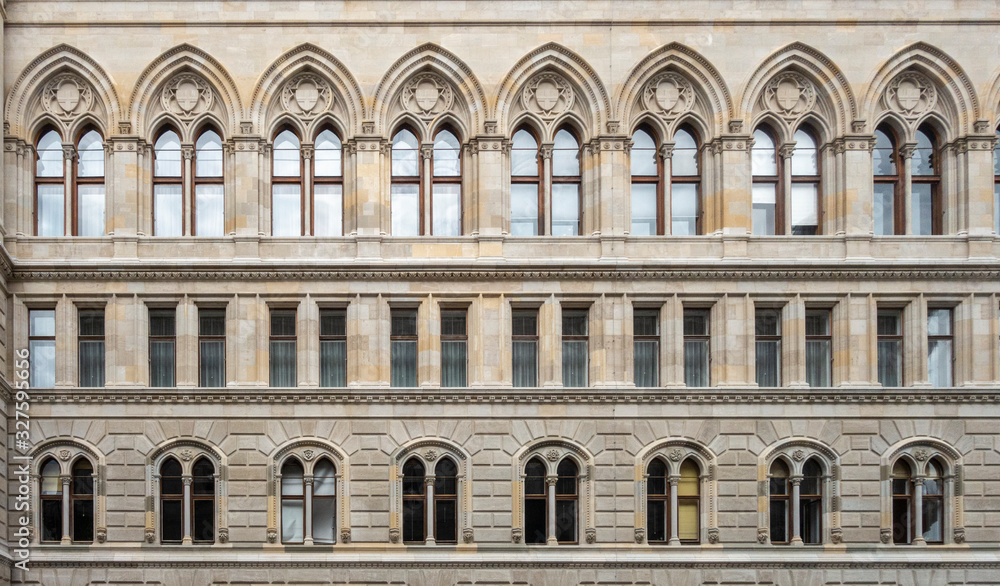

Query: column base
[546,536,559,546]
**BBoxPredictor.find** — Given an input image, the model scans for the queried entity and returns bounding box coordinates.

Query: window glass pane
[524,459,546,494]
[752,183,776,235]
[873,183,895,236]
[512,130,538,177]
[402,499,424,542]
[791,183,818,235]
[563,312,587,336]
[806,339,831,387]
[524,498,546,544]
[195,184,224,236]
[432,183,461,236]
[752,129,777,175]
[392,129,419,177]
[683,311,708,336]
[77,185,105,236]
[314,129,342,177]
[646,499,666,542]
[441,340,467,387]
[510,183,539,236]
[320,340,347,387]
[770,499,787,542]
[391,340,417,386]
[161,499,183,542]
[42,499,62,542]
[678,500,699,542]
[37,130,64,177]
[435,498,457,542]
[671,183,698,235]
[684,339,709,387]
[512,341,537,387]
[994,184,1000,234]
[270,340,296,386]
[673,128,699,176]
[150,340,176,387]
[922,498,942,542]
[392,311,417,336]
[192,459,214,494]
[892,497,911,544]
[928,308,951,335]
[911,183,933,235]
[647,460,667,495]
[555,499,577,542]
[679,460,699,495]
[30,340,55,388]
[878,339,901,387]
[391,184,419,236]
[154,131,182,177]
[912,130,934,176]
[77,130,104,177]
[800,497,822,544]
[79,339,105,387]
[72,499,94,542]
[273,130,301,177]
[314,184,343,237]
[873,130,896,175]
[756,340,780,387]
[200,340,225,387]
[562,340,588,387]
[281,460,304,495]
[312,497,336,543]
[433,130,460,177]
[805,311,829,336]
[272,184,301,237]
[41,460,61,494]
[154,184,183,236]
[790,129,817,175]
[634,340,658,387]
[631,130,657,176]
[193,499,214,542]
[551,183,580,236]
[36,184,64,236]
[928,339,953,387]
[552,129,579,177]
[321,311,346,337]
[756,309,780,336]
[556,459,577,495]
[630,183,657,235]
[195,130,223,177]
[314,460,337,495]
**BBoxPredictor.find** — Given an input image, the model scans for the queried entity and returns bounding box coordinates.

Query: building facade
[0,0,999,584]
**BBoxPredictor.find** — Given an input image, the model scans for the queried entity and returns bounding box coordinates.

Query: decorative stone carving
[792,449,806,462]
[302,449,315,461]
[763,72,816,119]
[643,72,694,118]
[58,449,71,461]
[41,73,94,120]
[281,73,333,119]
[389,527,400,543]
[424,449,438,461]
[885,71,937,118]
[707,527,720,544]
[521,72,574,119]
[511,527,522,543]
[953,526,965,543]
[462,527,474,543]
[545,449,561,462]
[633,527,645,543]
[880,527,892,544]
[95,527,107,543]
[401,72,454,118]
[756,527,768,544]
[585,527,597,544]
[161,73,214,119]
[914,448,929,462]
[218,527,229,543]
[831,527,843,544]
[667,448,683,462]
[179,449,193,462]
[340,528,351,543]
[145,529,155,543]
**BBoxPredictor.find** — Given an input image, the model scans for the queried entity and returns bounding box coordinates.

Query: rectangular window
[314,184,343,237]
[683,309,710,387]
[671,183,699,235]
[755,309,781,387]
[77,184,105,237]
[270,309,297,387]
[319,309,347,387]
[805,310,832,387]
[911,183,934,236]
[874,183,895,236]
[271,184,301,237]
[752,183,776,235]
[510,184,539,236]
[391,309,418,387]
[432,184,461,236]
[29,309,56,388]
[512,309,538,387]
[630,183,657,235]
[154,184,183,236]
[927,308,953,387]
[562,309,588,387]
[149,309,176,387]
[877,310,903,387]
[441,310,467,387]
[199,308,225,387]
[78,309,105,387]
[633,310,659,387]
[551,184,580,236]
[195,184,224,236]
[36,184,65,237]
[391,184,420,236]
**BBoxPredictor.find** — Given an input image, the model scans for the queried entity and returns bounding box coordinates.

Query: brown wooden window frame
[72,126,105,237]
[630,125,662,235]
[671,125,703,235]
[790,125,822,235]
[311,126,344,237]
[752,125,783,235]
[873,125,903,235]
[511,126,544,235]
[912,125,943,236]
[34,127,65,236]
[152,126,184,236]
[551,126,582,236]
[431,127,463,236]
[391,125,424,235]
[193,126,225,236]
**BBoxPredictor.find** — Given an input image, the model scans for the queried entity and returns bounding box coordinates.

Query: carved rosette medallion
[302,449,315,461]
[162,74,214,119]
[545,449,561,462]
[59,449,72,461]
[763,72,815,119]
[643,72,693,118]
[401,73,454,118]
[281,73,333,119]
[885,71,937,118]
[42,74,94,120]
[521,73,574,119]
[668,448,683,462]
[424,449,438,461]
[792,449,806,462]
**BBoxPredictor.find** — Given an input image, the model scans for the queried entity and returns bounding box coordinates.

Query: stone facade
[0,1,998,585]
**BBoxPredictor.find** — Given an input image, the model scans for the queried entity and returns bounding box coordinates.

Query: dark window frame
[269,307,297,387]
[319,307,347,388]
[148,307,177,388]
[198,307,226,388]
[39,457,63,544]
[511,126,544,235]
[805,308,833,387]
[280,458,306,544]
[72,126,105,237]
[401,458,427,544]
[390,307,419,387]
[633,308,660,387]
[78,307,105,387]
[683,308,710,387]
[912,125,943,236]
[69,458,94,543]
[152,126,184,236]
[34,127,66,236]
[311,126,344,236]
[271,126,304,236]
[671,125,702,235]
[877,308,903,387]
[561,308,589,387]
[440,308,467,388]
[430,127,463,236]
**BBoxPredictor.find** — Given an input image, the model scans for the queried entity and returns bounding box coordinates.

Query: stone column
[540,145,553,235]
[835,293,875,386]
[539,296,561,387]
[421,144,433,235]
[55,296,75,387]
[905,295,930,386]
[349,294,389,386]
[424,475,436,545]
[660,144,674,235]
[303,476,314,545]
[60,475,71,544]
[592,294,626,387]
[176,297,198,387]
[912,477,925,545]
[473,295,506,386]
[962,130,998,249]
[301,144,313,236]
[596,134,629,236]
[4,140,22,235]
[108,138,139,236]
[545,475,558,545]
[790,476,803,545]
[780,143,795,235]
[182,145,194,236]
[182,476,193,545]
[62,144,74,236]
[298,296,317,387]
[712,294,753,386]
[352,137,385,235]
[716,129,753,235]
[900,144,915,235]
[668,476,680,545]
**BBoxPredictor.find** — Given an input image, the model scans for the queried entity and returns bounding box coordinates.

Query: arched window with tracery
[160,457,184,543]
[630,127,659,235]
[555,458,579,543]
[767,454,826,545]
[511,128,541,235]
[401,457,426,543]
[433,458,458,543]
[768,459,790,544]
[280,458,305,543]
[191,457,215,543]
[272,129,302,236]
[159,455,215,545]
[70,459,95,543]
[523,457,547,544]
[194,128,224,236]
[923,458,944,544]
[911,126,941,235]
[646,457,701,545]
[313,128,343,236]
[35,129,64,236]
[800,457,823,544]
[873,126,900,235]
[790,127,820,235]
[391,128,421,236]
[432,129,462,236]
[74,129,105,236]
[270,445,343,546]
[671,127,701,235]
[40,458,63,542]
[752,127,779,235]
[551,128,581,235]
[153,128,183,236]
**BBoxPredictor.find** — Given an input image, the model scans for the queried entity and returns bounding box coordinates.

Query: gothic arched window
[70,458,95,543]
[433,458,458,543]
[551,128,581,235]
[74,129,105,236]
[401,457,426,543]
[923,458,945,544]
[272,129,302,236]
[630,127,659,235]
[994,128,1000,233]
[873,126,900,235]
[312,458,337,544]
[752,127,779,235]
[391,128,421,236]
[677,458,700,543]
[523,457,547,544]
[35,129,65,236]
[891,458,913,544]
[911,126,941,235]
[790,128,820,235]
[313,128,343,236]
[671,127,701,235]
[510,128,541,235]
[432,129,462,236]
[191,457,216,544]
[194,128,224,236]
[800,457,823,544]
[554,458,579,543]
[160,457,184,543]
[153,128,183,236]
[280,458,305,543]
[768,459,790,543]
[40,458,63,543]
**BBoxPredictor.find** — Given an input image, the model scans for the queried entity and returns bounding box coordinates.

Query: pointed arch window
[800,458,823,544]
[922,458,945,544]
[153,129,183,236]
[646,457,701,545]
[191,457,216,543]
[790,128,820,235]
[521,455,580,545]
[511,128,541,235]
[391,128,421,236]
[890,455,950,546]
[35,129,65,236]
[671,127,701,235]
[891,459,913,544]
[401,458,426,543]
[74,129,105,237]
[752,127,779,235]
[160,456,215,544]
[280,458,305,543]
[272,129,302,237]
[313,129,343,237]
[677,459,700,543]
[551,128,581,236]
[70,459,95,543]
[433,458,458,543]
[40,458,63,542]
[768,455,826,545]
[554,458,579,543]
[432,129,462,236]
[279,456,338,545]
[630,127,659,235]
[911,126,941,235]
[160,457,184,543]
[873,126,901,235]
[312,459,338,544]
[645,459,668,543]
[194,129,224,236]
[523,457,547,544]
[768,459,790,543]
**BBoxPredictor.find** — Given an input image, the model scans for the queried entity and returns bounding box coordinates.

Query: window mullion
[182,474,193,544]
[425,474,435,544]
[668,474,679,545]
[304,475,314,545]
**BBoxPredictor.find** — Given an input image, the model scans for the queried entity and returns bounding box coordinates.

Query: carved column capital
[540,144,553,160]
[545,475,559,487]
[181,145,195,160]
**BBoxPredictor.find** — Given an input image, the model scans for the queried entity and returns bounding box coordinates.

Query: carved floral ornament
[762,71,816,119]
[885,71,937,118]
[401,72,454,119]
[643,72,694,119]
[280,73,333,119]
[521,72,575,119]
[41,73,94,120]
[161,73,214,119]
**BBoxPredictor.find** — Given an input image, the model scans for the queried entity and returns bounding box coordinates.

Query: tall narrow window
[319,309,347,387]
[191,457,215,543]
[562,309,588,387]
[630,127,659,235]
[891,459,912,544]
[194,129,224,236]
[800,458,822,545]
[555,458,578,544]
[434,458,458,543]
[35,129,65,236]
[790,128,820,235]
[911,127,940,235]
[683,309,710,387]
[805,310,832,387]
[401,458,426,543]
[149,308,176,387]
[270,309,296,387]
[677,459,700,544]
[153,129,183,236]
[755,309,781,387]
[74,129,105,237]
[512,309,538,387]
[40,458,62,543]
[70,459,94,542]
[551,129,581,236]
[441,309,467,387]
[160,457,184,543]
[272,129,302,237]
[312,459,337,544]
[280,458,305,543]
[523,458,547,544]
[432,129,462,236]
[994,128,1000,233]
[511,128,541,235]
[769,459,790,544]
[672,127,701,235]
[29,309,56,388]
[313,129,343,237]
[646,458,668,543]
[391,129,421,236]
[873,126,900,235]
[927,308,953,387]
[752,128,779,235]
[877,310,903,387]
[78,309,105,387]
[199,308,226,388]
[923,458,944,544]
[634,309,659,387]
[391,308,418,387]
